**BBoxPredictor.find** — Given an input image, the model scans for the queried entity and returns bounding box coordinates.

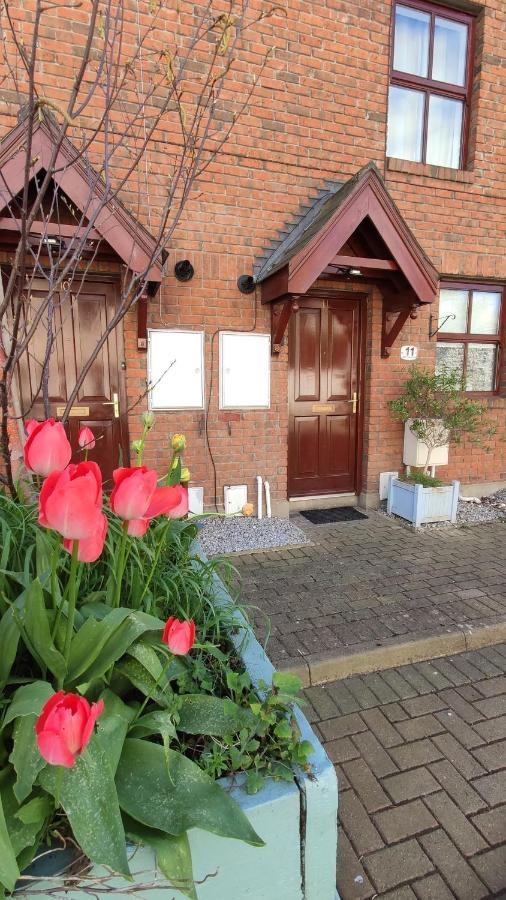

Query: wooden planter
[21,551,338,900]
[387,476,460,526]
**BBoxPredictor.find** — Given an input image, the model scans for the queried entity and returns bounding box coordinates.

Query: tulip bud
[181,467,190,483]
[171,433,186,452]
[142,411,155,430]
[78,425,95,450]
[132,439,143,454]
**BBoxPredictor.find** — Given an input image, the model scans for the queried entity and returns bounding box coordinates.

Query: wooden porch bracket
[137,292,149,350]
[381,302,419,358]
[271,296,299,353]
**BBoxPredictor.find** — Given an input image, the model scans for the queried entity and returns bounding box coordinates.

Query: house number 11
[400,345,418,361]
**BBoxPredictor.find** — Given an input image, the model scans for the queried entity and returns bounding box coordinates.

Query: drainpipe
[256,475,263,520]
[264,480,272,518]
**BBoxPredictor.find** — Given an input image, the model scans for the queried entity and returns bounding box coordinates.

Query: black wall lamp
[237,274,256,295]
[174,259,194,282]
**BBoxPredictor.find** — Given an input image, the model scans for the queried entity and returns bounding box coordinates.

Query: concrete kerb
[277,619,506,687]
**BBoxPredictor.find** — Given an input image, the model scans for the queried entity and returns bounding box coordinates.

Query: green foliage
[399,471,443,488]
[389,367,495,472]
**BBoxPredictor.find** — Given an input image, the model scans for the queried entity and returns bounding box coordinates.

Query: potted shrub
[388,368,494,526]
[0,417,337,899]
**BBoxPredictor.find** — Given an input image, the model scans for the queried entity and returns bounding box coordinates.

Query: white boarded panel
[219,332,270,409]
[148,330,204,410]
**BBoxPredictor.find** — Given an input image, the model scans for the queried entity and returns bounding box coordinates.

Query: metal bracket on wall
[381,302,419,358]
[271,296,300,353]
[137,292,149,350]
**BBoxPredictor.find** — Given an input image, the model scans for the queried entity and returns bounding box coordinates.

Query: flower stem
[139,519,170,604]
[62,540,80,675]
[112,521,129,609]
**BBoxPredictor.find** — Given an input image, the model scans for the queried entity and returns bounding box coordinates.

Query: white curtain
[393,6,430,77]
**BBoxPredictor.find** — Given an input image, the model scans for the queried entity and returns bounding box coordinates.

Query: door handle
[347,391,358,414]
[103,392,120,418]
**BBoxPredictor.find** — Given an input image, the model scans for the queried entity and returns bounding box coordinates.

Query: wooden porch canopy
[255,163,439,357]
[0,115,163,286]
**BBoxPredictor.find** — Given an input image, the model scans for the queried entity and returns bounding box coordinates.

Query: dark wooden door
[18,278,129,489]
[288,295,362,498]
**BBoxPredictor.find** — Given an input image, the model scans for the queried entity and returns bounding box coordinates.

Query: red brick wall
[1,0,505,507]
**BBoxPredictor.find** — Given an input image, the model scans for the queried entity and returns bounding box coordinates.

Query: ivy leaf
[272,672,301,696]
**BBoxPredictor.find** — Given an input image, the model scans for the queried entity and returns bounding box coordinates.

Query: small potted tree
[388,368,494,526]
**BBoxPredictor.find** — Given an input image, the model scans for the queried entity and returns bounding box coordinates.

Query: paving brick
[383,701,409,723]
[345,676,382,710]
[363,839,433,893]
[475,674,506,697]
[382,888,417,900]
[413,661,453,690]
[429,657,469,687]
[473,771,506,807]
[361,672,399,705]
[374,800,437,844]
[434,709,484,749]
[379,669,417,701]
[439,689,484,724]
[324,679,361,714]
[412,873,458,900]
[318,713,367,741]
[471,651,504,678]
[398,665,438,695]
[401,694,448,718]
[352,731,398,778]
[424,792,488,857]
[303,685,339,719]
[383,767,440,803]
[336,831,375,900]
[448,655,487,683]
[325,736,360,764]
[456,684,485,703]
[396,715,445,742]
[474,695,506,718]
[338,790,384,856]
[472,805,506,846]
[388,739,442,771]
[429,760,486,815]
[470,846,506,894]
[432,733,486,779]
[474,714,506,742]
[472,738,506,772]
[419,829,488,899]
[342,759,391,813]
[360,708,403,748]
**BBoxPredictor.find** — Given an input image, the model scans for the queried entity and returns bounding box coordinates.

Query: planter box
[22,549,338,900]
[387,476,460,526]
[403,419,449,468]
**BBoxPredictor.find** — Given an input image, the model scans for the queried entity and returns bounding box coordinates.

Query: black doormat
[300,507,369,525]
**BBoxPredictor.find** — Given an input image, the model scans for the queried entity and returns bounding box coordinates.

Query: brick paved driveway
[235,513,506,673]
[305,644,506,899]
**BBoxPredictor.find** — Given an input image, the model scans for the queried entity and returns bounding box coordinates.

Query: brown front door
[288,294,363,498]
[18,278,129,488]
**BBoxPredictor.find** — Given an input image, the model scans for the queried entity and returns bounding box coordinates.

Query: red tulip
[35,691,104,768]
[78,426,95,450]
[24,418,72,477]
[39,461,103,540]
[162,617,196,655]
[110,468,188,536]
[63,512,108,562]
[167,485,189,520]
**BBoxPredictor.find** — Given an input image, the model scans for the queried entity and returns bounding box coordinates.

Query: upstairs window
[435,285,504,393]
[387,1,474,169]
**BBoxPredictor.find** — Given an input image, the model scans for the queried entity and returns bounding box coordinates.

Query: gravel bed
[198,515,310,556]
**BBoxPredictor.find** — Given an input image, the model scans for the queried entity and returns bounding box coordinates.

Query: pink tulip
[78,426,95,450]
[39,461,103,541]
[110,467,188,536]
[24,418,72,477]
[63,512,108,562]
[167,485,189,519]
[36,691,104,768]
[162,617,196,655]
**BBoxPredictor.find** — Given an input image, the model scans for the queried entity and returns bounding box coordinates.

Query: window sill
[386,157,474,184]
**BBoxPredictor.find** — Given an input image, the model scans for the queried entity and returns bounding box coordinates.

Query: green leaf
[272,672,301,696]
[245,771,266,795]
[15,795,52,826]
[38,735,129,877]
[127,641,163,680]
[168,456,182,486]
[35,531,52,582]
[21,580,66,681]
[116,657,170,706]
[67,609,131,682]
[117,739,264,847]
[10,714,46,804]
[274,719,292,741]
[0,791,20,892]
[96,690,135,776]
[123,814,196,900]
[69,610,164,685]
[177,695,257,736]
[3,681,54,727]
[0,607,20,688]
[129,710,176,742]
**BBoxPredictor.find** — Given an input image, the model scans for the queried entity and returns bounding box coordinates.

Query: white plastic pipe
[256,476,263,520]
[264,480,272,518]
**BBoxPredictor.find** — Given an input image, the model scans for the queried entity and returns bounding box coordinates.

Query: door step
[289,493,358,512]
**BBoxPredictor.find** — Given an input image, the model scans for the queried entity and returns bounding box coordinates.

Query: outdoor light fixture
[237,274,256,295]
[174,259,194,282]
[349,267,362,276]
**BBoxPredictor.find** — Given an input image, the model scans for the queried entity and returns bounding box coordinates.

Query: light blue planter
[23,550,338,900]
[387,476,460,526]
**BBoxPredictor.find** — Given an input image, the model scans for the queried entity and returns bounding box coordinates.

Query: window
[435,286,504,393]
[387,1,474,169]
